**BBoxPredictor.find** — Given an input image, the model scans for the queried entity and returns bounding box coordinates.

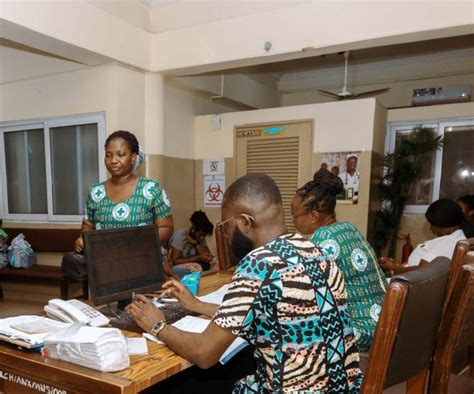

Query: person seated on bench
[169,210,215,278]
[291,169,388,352]
[127,173,362,393]
[73,130,174,307]
[380,199,466,275]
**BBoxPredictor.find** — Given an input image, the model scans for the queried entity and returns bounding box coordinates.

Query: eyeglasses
[216,213,254,238]
[291,211,308,220]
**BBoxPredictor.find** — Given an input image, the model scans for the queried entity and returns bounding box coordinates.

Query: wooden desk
[0,272,233,394]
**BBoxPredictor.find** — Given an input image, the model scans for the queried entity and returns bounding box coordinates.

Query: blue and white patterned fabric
[212,233,362,393]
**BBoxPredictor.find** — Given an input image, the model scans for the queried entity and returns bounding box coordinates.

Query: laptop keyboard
[109,304,195,333]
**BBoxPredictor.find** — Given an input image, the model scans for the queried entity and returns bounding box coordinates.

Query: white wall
[0,44,86,85]
[164,78,243,159]
[144,72,165,156]
[387,101,474,123]
[194,98,378,159]
[0,64,151,149]
[0,60,245,161]
[0,62,162,159]
[0,64,117,124]
[115,66,146,144]
[150,2,474,72]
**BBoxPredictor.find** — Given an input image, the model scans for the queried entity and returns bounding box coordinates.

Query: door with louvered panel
[235,121,313,231]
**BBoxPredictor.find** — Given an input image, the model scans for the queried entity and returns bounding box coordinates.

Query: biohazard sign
[204,175,225,207]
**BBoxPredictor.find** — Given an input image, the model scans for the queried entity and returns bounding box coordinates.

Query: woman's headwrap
[133,149,145,173]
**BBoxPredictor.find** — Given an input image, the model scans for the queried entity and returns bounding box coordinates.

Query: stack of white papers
[43,324,130,372]
[0,315,69,349]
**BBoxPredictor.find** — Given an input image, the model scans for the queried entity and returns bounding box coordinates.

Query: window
[386,117,474,213]
[0,113,106,222]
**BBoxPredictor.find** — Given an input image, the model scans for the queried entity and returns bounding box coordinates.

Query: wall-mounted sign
[237,126,285,138]
[203,158,225,176]
[237,128,261,138]
[204,175,225,207]
[262,126,284,135]
[211,114,221,131]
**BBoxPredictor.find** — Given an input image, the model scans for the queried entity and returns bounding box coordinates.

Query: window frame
[386,116,474,214]
[0,112,107,223]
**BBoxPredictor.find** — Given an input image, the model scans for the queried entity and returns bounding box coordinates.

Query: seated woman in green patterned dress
[291,169,387,351]
[74,130,174,254]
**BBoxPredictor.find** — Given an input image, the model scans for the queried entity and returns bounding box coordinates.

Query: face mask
[230,226,254,263]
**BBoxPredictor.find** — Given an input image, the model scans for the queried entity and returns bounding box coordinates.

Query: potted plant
[374,126,443,257]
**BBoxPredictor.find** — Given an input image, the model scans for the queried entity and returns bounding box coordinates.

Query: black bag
[61,252,87,281]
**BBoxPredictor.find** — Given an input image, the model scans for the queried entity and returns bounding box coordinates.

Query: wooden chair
[429,260,474,394]
[442,238,474,374]
[215,224,234,272]
[445,238,474,306]
[361,257,451,394]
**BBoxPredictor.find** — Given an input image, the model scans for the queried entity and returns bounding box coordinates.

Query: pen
[158,297,178,303]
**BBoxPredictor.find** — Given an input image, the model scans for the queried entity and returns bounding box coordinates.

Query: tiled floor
[0,299,43,318]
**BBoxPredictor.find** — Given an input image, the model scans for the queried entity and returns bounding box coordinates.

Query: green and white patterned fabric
[85,177,171,230]
[310,221,387,351]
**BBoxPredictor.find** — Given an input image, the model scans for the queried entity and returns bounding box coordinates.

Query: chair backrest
[361,257,451,394]
[429,261,474,393]
[215,224,232,271]
[445,238,474,305]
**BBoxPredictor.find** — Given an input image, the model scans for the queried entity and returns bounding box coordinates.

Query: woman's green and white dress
[84,177,172,229]
[310,221,387,351]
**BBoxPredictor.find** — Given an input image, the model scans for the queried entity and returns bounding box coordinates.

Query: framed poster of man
[320,152,361,204]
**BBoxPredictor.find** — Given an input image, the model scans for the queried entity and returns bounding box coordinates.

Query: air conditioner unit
[411,84,471,106]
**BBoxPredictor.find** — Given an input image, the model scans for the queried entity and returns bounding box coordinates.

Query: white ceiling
[195,34,474,89]
[1,20,472,111]
[148,0,307,33]
[90,0,307,33]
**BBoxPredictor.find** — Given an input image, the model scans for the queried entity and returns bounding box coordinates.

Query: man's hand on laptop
[127,294,165,332]
[162,279,198,311]
[161,280,219,318]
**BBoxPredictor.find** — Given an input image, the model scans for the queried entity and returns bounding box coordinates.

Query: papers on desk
[43,323,130,372]
[197,284,230,304]
[143,315,248,365]
[127,337,148,355]
[0,315,69,349]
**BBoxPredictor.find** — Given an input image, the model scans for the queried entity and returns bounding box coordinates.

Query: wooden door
[235,121,313,231]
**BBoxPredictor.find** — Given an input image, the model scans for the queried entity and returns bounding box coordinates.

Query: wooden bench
[0,228,88,300]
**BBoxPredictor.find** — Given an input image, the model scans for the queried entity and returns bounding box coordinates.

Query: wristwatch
[150,320,167,337]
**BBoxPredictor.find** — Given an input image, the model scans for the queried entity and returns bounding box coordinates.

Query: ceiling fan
[318,51,390,99]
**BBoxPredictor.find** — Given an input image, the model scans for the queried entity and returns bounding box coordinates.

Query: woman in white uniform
[380,199,466,275]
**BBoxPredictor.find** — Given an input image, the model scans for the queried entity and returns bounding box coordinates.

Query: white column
[144,72,165,161]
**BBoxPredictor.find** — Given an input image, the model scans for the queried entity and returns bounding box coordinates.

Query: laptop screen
[84,225,164,305]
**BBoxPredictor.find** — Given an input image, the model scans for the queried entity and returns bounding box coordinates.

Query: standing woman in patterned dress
[74,130,173,253]
[291,169,387,352]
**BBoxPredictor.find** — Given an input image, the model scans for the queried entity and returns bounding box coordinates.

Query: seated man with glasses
[127,173,362,393]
